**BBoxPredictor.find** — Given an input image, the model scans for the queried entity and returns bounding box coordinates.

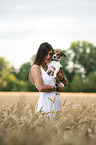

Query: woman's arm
[57,68,68,86]
[29,65,63,92]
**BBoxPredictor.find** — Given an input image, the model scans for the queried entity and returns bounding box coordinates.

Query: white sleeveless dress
[36,66,61,117]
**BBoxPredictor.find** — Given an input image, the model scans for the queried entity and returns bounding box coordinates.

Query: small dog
[47,50,66,87]
[47,50,66,77]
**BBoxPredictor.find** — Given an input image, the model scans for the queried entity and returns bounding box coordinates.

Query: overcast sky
[0,0,96,69]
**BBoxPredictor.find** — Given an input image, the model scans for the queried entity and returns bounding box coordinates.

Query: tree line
[0,41,96,92]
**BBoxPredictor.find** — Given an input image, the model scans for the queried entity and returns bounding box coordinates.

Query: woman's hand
[57,82,64,92]
[57,68,68,87]
[57,71,64,80]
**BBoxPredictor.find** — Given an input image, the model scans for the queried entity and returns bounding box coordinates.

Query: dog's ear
[60,52,66,57]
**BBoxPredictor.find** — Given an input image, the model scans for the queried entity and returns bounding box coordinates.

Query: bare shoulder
[31,64,40,70]
[31,64,41,74]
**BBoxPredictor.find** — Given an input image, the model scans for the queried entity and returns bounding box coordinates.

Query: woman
[29,42,68,117]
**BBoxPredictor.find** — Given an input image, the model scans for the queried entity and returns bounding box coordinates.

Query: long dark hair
[33,42,54,65]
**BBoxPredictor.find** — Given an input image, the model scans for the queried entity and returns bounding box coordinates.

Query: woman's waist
[39,91,60,97]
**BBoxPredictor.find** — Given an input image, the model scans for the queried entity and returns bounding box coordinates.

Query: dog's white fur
[47,50,66,87]
[47,61,62,78]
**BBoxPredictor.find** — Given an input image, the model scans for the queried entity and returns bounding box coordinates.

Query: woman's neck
[41,62,48,71]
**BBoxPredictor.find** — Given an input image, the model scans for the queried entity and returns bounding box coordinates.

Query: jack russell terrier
[47,50,66,87]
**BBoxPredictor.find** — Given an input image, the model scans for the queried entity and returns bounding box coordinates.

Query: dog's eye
[49,53,52,56]
[57,54,59,56]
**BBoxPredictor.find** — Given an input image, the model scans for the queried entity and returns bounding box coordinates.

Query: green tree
[16,62,31,81]
[0,57,10,71]
[70,74,84,92]
[67,41,96,92]
[69,41,96,76]
[0,69,26,91]
[0,56,27,91]
[83,72,96,92]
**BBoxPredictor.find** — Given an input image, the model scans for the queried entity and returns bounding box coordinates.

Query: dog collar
[51,59,59,61]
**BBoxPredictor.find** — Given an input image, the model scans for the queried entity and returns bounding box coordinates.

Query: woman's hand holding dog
[57,68,68,87]
[57,82,64,92]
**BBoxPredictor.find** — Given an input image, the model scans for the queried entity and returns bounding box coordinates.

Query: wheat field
[0,92,96,145]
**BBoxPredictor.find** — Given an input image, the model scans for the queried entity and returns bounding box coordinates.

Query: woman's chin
[45,60,50,63]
